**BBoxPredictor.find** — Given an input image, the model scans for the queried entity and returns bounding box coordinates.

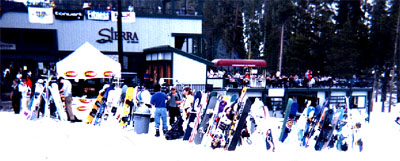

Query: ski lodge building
[0,4,210,86]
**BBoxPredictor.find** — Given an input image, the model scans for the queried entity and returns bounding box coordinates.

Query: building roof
[143,45,213,66]
[212,59,267,67]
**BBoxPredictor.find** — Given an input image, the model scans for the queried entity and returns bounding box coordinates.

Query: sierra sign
[96,27,139,44]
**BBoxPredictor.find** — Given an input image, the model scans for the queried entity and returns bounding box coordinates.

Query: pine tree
[262,0,294,74]
[370,0,393,69]
[202,0,246,60]
[283,0,312,75]
[242,0,264,59]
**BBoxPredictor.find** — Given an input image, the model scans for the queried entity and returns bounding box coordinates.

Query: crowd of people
[207,68,373,88]
[2,64,62,115]
[151,84,194,137]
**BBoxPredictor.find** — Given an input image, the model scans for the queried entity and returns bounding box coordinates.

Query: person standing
[150,84,168,137]
[20,79,31,115]
[59,77,80,122]
[181,87,193,119]
[143,70,151,89]
[167,87,181,126]
[10,79,22,114]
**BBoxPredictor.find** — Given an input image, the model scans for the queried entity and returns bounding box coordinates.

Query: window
[329,96,347,108]
[146,52,172,61]
[350,96,366,109]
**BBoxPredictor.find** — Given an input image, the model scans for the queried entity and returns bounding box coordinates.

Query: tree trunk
[231,1,240,59]
[394,5,400,103]
[278,23,285,72]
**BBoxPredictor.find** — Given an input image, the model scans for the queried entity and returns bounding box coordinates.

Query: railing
[175,84,212,93]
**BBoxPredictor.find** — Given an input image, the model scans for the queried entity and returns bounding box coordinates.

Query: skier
[150,84,169,137]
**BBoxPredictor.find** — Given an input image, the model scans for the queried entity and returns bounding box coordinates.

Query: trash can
[133,102,151,134]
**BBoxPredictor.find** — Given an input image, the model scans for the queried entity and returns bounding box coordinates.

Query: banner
[111,11,135,23]
[28,7,54,24]
[86,10,110,21]
[54,9,84,20]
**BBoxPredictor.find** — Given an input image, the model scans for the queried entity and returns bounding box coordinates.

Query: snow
[0,99,399,161]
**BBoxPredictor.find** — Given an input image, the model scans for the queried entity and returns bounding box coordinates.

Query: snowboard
[106,88,122,118]
[284,103,314,146]
[183,91,202,141]
[26,81,45,120]
[224,87,247,150]
[183,111,197,141]
[321,108,342,150]
[188,92,217,143]
[265,129,275,151]
[279,100,299,142]
[86,88,105,124]
[120,87,134,127]
[226,97,252,151]
[93,85,116,126]
[303,99,329,148]
[314,108,334,151]
[201,95,231,147]
[49,83,68,121]
[193,95,219,144]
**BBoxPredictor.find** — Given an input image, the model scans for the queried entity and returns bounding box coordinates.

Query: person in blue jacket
[151,84,168,137]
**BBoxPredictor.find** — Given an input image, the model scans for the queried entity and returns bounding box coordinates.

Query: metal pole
[117,0,123,69]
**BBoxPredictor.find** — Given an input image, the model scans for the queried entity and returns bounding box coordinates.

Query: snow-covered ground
[0,99,399,161]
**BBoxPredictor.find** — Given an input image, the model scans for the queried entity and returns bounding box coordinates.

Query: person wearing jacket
[151,84,168,137]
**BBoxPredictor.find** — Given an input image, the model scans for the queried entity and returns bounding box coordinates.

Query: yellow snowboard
[120,87,134,127]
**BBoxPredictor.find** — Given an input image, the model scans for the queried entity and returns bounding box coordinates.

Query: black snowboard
[183,111,197,140]
[193,96,219,144]
[227,98,253,151]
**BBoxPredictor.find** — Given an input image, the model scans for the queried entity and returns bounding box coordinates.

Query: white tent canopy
[56,42,121,79]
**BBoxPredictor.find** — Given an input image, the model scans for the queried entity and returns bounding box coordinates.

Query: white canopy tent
[56,42,121,79]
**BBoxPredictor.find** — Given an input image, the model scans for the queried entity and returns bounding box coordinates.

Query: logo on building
[36,11,47,18]
[96,27,139,44]
[86,10,110,21]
